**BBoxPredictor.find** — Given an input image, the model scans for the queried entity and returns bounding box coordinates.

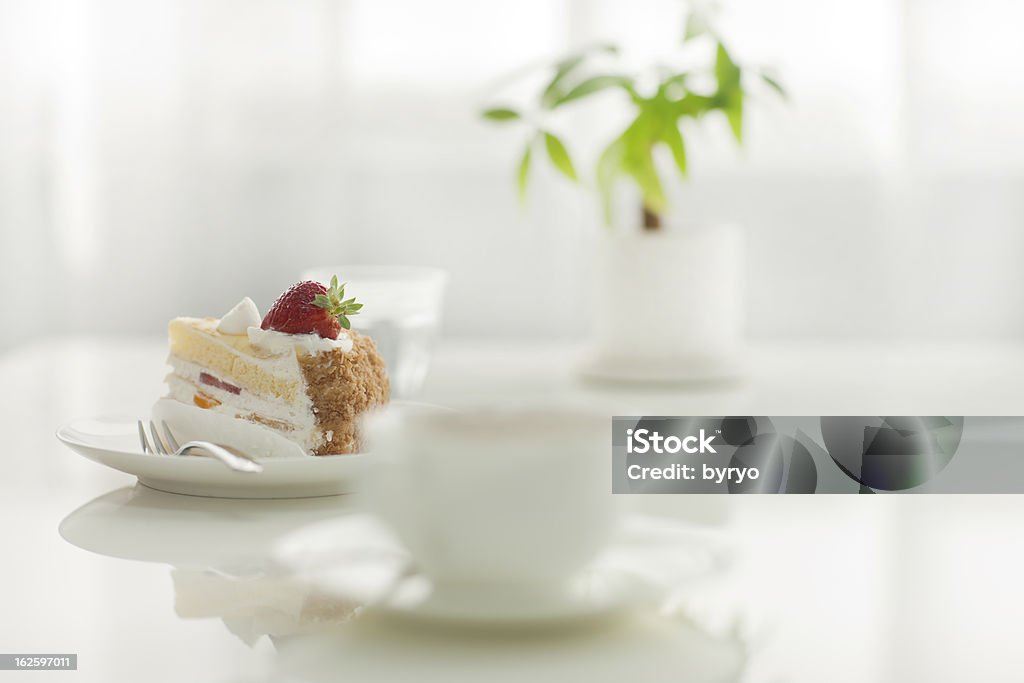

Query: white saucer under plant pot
[479,9,783,385]
[581,223,744,384]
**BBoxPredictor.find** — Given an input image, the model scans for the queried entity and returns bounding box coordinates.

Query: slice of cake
[155,276,389,457]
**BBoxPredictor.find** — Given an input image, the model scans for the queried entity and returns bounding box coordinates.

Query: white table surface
[2,337,1024,682]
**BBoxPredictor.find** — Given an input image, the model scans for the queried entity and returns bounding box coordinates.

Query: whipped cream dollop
[218,297,262,335]
[247,326,354,355]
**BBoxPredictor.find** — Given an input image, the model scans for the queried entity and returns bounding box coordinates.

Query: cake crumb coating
[299,330,389,455]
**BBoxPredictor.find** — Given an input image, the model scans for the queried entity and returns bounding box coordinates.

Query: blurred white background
[2,0,1023,350]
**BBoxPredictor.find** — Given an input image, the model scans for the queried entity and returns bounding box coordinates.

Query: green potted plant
[482,10,784,382]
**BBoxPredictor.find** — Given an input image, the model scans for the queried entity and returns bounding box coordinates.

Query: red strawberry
[261,276,363,339]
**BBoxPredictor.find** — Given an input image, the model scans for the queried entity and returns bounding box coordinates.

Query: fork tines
[137,420,181,455]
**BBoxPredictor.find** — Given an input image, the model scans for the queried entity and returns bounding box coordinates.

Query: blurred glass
[301,266,448,398]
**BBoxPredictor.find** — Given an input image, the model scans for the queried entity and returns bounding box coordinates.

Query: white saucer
[56,415,371,498]
[273,514,731,627]
[379,577,645,626]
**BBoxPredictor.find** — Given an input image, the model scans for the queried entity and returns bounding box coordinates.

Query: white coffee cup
[363,407,616,590]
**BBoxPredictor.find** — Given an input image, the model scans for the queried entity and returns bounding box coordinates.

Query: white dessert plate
[272,514,732,626]
[56,415,372,498]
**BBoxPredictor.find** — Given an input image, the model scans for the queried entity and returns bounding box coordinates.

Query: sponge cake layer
[168,318,305,403]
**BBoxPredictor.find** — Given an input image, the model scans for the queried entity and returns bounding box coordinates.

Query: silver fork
[137,420,264,474]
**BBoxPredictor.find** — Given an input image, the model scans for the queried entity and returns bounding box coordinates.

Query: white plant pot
[580,224,744,383]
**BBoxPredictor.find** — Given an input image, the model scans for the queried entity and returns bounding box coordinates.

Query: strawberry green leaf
[313,275,363,327]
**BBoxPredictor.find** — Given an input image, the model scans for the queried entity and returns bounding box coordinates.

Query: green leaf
[541,44,619,109]
[312,295,331,309]
[660,122,687,178]
[517,144,532,201]
[616,112,666,215]
[543,132,577,182]
[724,90,744,143]
[541,56,585,109]
[675,92,715,117]
[596,136,627,226]
[482,107,521,122]
[661,72,689,98]
[761,72,787,99]
[712,42,745,143]
[715,43,741,92]
[330,275,338,290]
[552,75,634,108]
[625,146,666,215]
[338,316,351,330]
[684,13,708,41]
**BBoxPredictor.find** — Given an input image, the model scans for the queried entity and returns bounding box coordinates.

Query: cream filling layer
[165,357,324,453]
[247,326,353,355]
